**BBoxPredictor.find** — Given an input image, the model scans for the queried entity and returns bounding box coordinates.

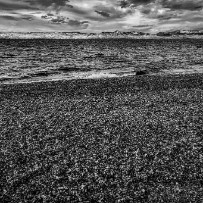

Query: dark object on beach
[196,45,202,48]
[95,53,104,57]
[136,69,148,75]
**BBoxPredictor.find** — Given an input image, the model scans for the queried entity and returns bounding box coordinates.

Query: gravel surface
[1,74,203,202]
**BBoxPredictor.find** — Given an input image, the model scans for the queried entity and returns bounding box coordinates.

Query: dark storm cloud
[138,2,179,20]
[24,0,73,14]
[41,13,89,28]
[47,13,55,16]
[41,15,50,19]
[21,16,33,21]
[157,13,177,20]
[41,13,56,19]
[161,0,203,11]
[0,1,37,10]
[132,24,152,28]
[0,14,33,21]
[190,16,203,22]
[93,4,133,21]
[67,7,88,16]
[119,0,203,11]
[140,7,151,15]
[50,16,68,24]
[41,14,68,23]
[0,15,18,21]
[25,0,70,7]
[68,20,89,27]
[119,0,153,8]
[122,0,203,24]
[95,10,111,17]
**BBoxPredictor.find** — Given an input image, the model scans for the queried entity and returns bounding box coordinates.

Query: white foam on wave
[1,65,203,85]
[81,72,118,78]
[0,66,140,84]
[159,65,203,75]
[71,68,138,79]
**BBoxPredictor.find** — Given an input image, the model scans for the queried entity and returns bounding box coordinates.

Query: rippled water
[0,38,203,83]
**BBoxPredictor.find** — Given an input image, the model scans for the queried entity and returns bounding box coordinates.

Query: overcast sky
[0,0,203,33]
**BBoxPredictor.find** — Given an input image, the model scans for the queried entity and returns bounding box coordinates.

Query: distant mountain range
[156,30,203,36]
[0,30,203,39]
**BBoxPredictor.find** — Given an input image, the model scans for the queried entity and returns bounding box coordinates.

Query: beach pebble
[136,69,148,75]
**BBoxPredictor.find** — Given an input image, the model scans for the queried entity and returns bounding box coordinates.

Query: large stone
[136,69,148,75]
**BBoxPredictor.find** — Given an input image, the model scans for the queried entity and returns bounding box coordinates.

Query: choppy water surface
[0,38,203,83]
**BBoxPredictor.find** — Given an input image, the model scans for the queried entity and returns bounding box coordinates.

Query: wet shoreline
[1,64,203,85]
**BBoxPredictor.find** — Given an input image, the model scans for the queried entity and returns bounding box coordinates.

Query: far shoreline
[0,31,203,39]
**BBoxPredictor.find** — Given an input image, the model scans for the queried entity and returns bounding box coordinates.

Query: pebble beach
[1,73,203,202]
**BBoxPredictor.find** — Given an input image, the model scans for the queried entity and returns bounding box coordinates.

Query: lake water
[0,38,203,84]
